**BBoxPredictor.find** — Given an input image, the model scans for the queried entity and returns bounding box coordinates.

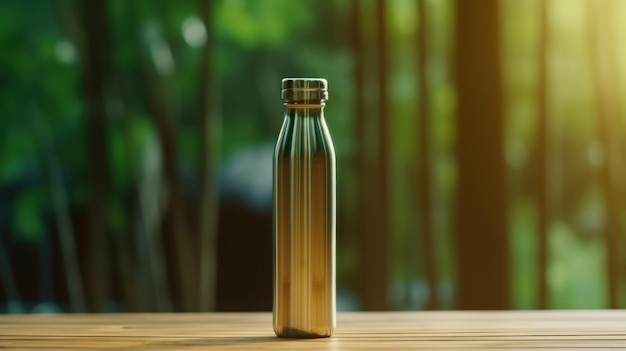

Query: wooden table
[1,310,625,349]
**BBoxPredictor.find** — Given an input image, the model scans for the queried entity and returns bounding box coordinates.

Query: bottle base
[275,327,333,339]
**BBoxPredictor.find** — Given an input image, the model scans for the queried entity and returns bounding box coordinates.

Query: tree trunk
[350,0,369,309]
[127,2,199,311]
[454,0,510,310]
[357,0,390,311]
[416,0,438,310]
[536,0,550,310]
[197,0,220,312]
[587,0,620,309]
[147,85,198,311]
[80,0,111,312]
[0,232,24,312]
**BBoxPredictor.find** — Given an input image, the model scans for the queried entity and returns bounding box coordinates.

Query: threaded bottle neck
[281,78,328,104]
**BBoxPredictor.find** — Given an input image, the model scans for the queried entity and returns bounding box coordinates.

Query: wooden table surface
[1,310,625,349]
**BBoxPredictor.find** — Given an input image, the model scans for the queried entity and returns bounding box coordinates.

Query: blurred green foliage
[1,0,625,311]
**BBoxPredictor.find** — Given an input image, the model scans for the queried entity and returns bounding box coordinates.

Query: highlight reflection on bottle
[273,78,336,338]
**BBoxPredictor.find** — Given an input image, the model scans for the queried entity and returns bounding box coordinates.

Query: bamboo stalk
[417,0,438,310]
[0,232,24,313]
[359,0,390,311]
[32,116,86,313]
[128,2,198,311]
[197,0,220,312]
[80,0,112,312]
[536,0,550,310]
[586,0,620,309]
[454,0,510,310]
[350,0,370,312]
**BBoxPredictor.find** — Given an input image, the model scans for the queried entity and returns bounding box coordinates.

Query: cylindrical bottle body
[273,104,336,338]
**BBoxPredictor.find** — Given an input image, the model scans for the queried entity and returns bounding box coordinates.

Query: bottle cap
[281,78,328,103]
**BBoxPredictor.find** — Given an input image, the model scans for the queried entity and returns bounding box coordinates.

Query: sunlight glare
[182,16,207,48]
[55,40,77,64]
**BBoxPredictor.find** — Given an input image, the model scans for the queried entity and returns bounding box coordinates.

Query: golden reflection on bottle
[273,78,335,338]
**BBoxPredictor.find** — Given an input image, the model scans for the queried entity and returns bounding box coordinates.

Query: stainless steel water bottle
[273,78,336,338]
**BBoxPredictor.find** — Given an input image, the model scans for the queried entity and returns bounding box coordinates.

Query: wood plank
[1,311,626,349]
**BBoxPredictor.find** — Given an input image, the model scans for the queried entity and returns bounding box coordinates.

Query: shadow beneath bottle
[149,335,315,347]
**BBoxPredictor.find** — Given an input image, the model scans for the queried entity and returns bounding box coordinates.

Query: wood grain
[1,311,626,349]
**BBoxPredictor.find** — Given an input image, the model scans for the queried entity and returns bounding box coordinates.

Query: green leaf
[109,127,131,190]
[0,126,37,184]
[12,189,46,243]
[108,199,127,235]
